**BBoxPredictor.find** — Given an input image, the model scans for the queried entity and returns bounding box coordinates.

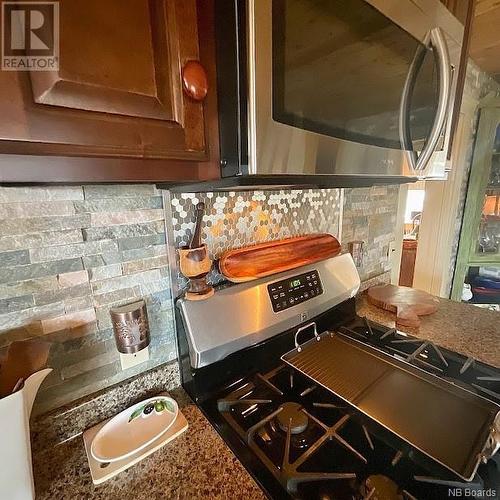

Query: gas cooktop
[175,256,499,499]
[177,309,499,499]
[217,362,499,499]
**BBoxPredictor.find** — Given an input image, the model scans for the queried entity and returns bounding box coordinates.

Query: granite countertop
[32,294,499,499]
[357,292,500,368]
[33,387,265,500]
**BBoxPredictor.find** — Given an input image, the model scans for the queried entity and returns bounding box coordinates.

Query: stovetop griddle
[281,329,499,481]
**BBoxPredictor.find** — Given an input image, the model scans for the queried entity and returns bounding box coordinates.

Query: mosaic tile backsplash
[0,185,175,414]
[171,189,342,286]
[171,185,399,289]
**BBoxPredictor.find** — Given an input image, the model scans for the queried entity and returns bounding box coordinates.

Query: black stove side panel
[174,297,357,404]
[173,305,195,398]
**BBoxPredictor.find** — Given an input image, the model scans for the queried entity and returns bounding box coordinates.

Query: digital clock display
[268,270,322,312]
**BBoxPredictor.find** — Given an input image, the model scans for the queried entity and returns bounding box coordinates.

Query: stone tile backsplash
[0,183,399,415]
[0,185,175,414]
[342,185,400,282]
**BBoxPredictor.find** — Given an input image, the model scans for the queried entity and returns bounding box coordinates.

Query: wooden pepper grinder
[178,202,214,301]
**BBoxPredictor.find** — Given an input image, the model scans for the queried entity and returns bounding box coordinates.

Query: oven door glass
[272,0,440,152]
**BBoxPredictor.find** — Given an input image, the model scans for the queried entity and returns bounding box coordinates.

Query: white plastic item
[462,283,473,302]
[0,368,52,500]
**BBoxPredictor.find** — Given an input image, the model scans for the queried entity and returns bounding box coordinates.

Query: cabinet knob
[182,60,208,101]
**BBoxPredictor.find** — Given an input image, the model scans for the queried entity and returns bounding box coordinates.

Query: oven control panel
[267,270,323,312]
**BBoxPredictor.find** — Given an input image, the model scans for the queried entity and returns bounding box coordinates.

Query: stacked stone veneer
[0,185,175,414]
[342,185,400,282]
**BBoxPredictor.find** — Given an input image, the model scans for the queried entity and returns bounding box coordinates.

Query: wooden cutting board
[219,234,341,283]
[367,284,440,328]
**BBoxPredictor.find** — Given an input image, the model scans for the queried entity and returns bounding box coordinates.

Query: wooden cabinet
[440,0,476,160]
[440,0,472,25]
[469,0,500,81]
[0,0,220,182]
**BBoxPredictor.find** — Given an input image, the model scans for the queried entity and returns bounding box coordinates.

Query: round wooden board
[367,284,439,328]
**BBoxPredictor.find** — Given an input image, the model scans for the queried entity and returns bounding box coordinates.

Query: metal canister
[110,300,150,354]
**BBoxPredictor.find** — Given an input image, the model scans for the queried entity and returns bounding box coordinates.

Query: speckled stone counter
[31,293,499,499]
[357,292,500,368]
[31,361,264,500]
[33,387,265,500]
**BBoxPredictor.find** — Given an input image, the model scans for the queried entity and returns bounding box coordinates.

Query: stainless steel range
[175,254,499,499]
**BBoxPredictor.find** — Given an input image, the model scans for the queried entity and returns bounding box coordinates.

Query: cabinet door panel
[0,0,209,162]
[30,0,176,121]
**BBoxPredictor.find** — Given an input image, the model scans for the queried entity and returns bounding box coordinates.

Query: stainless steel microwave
[188,0,465,192]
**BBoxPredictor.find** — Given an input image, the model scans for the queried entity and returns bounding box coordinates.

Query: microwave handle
[399,27,452,172]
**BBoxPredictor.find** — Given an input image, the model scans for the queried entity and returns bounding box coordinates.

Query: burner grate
[216,356,499,499]
[218,366,372,495]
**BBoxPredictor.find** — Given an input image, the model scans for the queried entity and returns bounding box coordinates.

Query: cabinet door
[439,0,475,160]
[472,121,500,260]
[439,0,471,25]
[0,0,220,182]
[399,239,418,287]
[451,107,500,301]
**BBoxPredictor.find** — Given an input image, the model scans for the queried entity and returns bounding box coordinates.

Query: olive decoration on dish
[154,400,165,413]
[142,403,155,416]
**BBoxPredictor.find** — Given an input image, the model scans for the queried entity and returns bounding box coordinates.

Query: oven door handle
[295,322,320,352]
[399,27,452,173]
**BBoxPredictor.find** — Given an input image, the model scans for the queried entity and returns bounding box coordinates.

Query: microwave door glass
[272,0,439,151]
[407,49,439,151]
